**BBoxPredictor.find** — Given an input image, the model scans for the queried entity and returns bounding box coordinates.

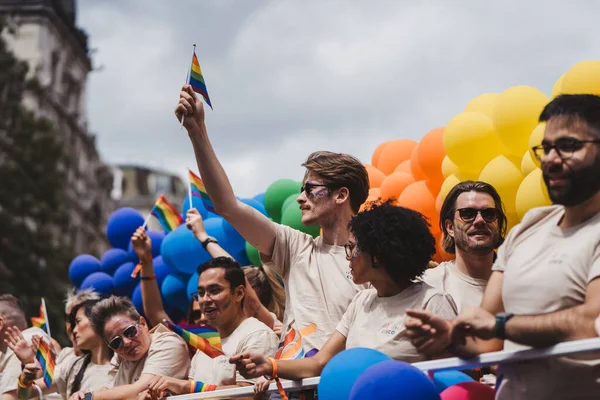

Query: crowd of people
[0,91,599,400]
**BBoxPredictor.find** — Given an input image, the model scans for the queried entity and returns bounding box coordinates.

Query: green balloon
[264,179,301,223]
[280,204,320,238]
[281,193,299,216]
[245,241,261,266]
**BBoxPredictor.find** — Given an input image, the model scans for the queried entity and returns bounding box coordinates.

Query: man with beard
[422,181,506,312]
[405,94,600,400]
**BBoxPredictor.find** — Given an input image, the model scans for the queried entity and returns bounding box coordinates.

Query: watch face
[84,392,93,400]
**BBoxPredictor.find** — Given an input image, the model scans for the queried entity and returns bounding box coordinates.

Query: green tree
[0,20,74,345]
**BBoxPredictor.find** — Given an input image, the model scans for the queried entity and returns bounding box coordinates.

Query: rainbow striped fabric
[31,299,48,335]
[189,170,215,213]
[189,52,212,109]
[150,195,183,232]
[164,319,224,358]
[35,338,55,389]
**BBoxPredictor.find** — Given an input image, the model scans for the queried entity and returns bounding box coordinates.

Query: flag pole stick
[41,298,51,339]
[141,212,152,230]
[188,169,193,210]
[180,43,196,129]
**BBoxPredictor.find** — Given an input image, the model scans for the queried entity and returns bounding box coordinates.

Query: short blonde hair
[65,287,100,314]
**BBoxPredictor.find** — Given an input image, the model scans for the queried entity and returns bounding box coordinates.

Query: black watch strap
[201,236,217,250]
[494,312,514,339]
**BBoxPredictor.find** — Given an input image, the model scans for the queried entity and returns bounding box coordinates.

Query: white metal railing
[169,337,600,399]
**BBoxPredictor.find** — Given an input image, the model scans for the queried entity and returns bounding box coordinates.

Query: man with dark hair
[175,86,369,359]
[406,94,600,400]
[145,257,278,397]
[422,181,506,312]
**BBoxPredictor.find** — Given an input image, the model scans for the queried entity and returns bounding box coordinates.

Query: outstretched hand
[175,85,205,133]
[186,208,206,239]
[229,352,272,379]
[405,309,452,356]
[131,227,152,260]
[4,326,35,364]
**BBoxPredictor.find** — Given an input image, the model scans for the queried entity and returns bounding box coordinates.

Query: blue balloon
[80,272,113,297]
[240,198,268,217]
[182,195,209,219]
[100,249,131,275]
[69,255,101,287]
[350,360,440,400]
[161,273,191,313]
[252,192,266,205]
[432,370,473,393]
[161,224,212,275]
[221,219,246,255]
[106,208,145,250]
[233,248,251,267]
[153,256,172,287]
[113,262,140,296]
[132,283,144,315]
[127,230,165,258]
[205,211,219,219]
[318,348,391,400]
[187,272,199,302]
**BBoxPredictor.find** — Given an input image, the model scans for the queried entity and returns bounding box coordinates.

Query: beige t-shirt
[109,324,189,387]
[54,355,113,399]
[421,261,487,312]
[261,224,366,353]
[336,283,457,363]
[0,327,49,395]
[190,317,278,386]
[492,205,600,400]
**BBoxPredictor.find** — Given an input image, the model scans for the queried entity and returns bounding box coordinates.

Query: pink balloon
[440,382,495,400]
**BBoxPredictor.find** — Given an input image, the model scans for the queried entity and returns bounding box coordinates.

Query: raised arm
[131,228,170,327]
[175,85,278,257]
[186,208,232,259]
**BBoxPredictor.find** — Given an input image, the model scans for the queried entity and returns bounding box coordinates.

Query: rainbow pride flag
[35,338,55,389]
[150,195,183,232]
[189,52,212,109]
[31,298,50,337]
[164,319,224,358]
[189,170,215,213]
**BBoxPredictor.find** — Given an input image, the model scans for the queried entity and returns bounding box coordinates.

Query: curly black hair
[348,200,436,284]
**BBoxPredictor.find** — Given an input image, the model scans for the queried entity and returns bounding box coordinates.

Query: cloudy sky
[77,0,600,197]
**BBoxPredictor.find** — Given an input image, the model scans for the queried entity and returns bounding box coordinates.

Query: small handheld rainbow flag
[150,195,183,233]
[189,170,215,213]
[163,319,224,358]
[35,338,55,389]
[31,298,51,338]
[189,47,212,109]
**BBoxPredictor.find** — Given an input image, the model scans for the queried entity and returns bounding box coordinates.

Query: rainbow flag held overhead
[35,338,55,389]
[189,170,215,213]
[164,319,224,358]
[189,51,212,109]
[31,298,50,337]
[150,195,183,233]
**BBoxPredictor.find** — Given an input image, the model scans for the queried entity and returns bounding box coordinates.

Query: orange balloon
[410,145,427,181]
[433,231,454,263]
[394,160,413,174]
[397,181,439,233]
[380,172,416,201]
[364,165,386,188]
[371,141,392,168]
[416,127,446,188]
[369,188,381,198]
[435,192,443,214]
[376,139,418,175]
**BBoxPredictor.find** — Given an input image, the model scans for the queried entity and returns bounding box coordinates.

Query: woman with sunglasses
[231,201,458,384]
[69,296,189,400]
[6,300,113,399]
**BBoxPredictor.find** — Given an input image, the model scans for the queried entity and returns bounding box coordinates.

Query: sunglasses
[107,323,139,351]
[456,207,498,223]
[300,182,330,197]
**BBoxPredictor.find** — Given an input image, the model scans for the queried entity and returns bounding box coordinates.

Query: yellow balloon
[444,112,503,172]
[440,174,460,202]
[441,156,459,179]
[478,155,523,214]
[521,151,537,176]
[515,169,551,220]
[528,123,546,168]
[456,169,479,181]
[561,60,600,96]
[492,86,549,157]
[464,93,500,119]
[551,73,565,98]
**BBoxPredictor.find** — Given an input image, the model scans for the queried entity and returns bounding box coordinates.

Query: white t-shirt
[422,261,487,312]
[261,224,366,353]
[492,205,600,400]
[190,317,278,386]
[109,324,189,387]
[0,327,49,395]
[336,283,457,363]
[54,355,113,399]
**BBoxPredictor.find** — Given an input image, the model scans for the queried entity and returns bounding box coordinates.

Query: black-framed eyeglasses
[107,323,139,351]
[194,285,231,301]
[300,182,330,197]
[531,138,600,162]
[456,207,498,223]
[344,243,360,260]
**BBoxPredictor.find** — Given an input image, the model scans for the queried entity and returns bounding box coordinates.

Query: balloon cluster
[316,348,494,400]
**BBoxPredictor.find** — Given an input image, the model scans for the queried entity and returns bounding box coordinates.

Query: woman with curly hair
[231,201,458,382]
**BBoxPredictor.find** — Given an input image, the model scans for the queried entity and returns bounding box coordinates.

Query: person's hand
[4,326,35,364]
[147,375,188,398]
[405,309,452,356]
[450,307,496,344]
[174,85,205,133]
[186,209,207,241]
[229,352,272,379]
[253,376,272,394]
[69,391,86,400]
[21,363,41,385]
[131,227,152,260]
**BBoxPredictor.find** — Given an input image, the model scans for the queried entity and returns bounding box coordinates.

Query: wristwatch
[201,236,218,250]
[84,391,94,400]
[494,312,514,339]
